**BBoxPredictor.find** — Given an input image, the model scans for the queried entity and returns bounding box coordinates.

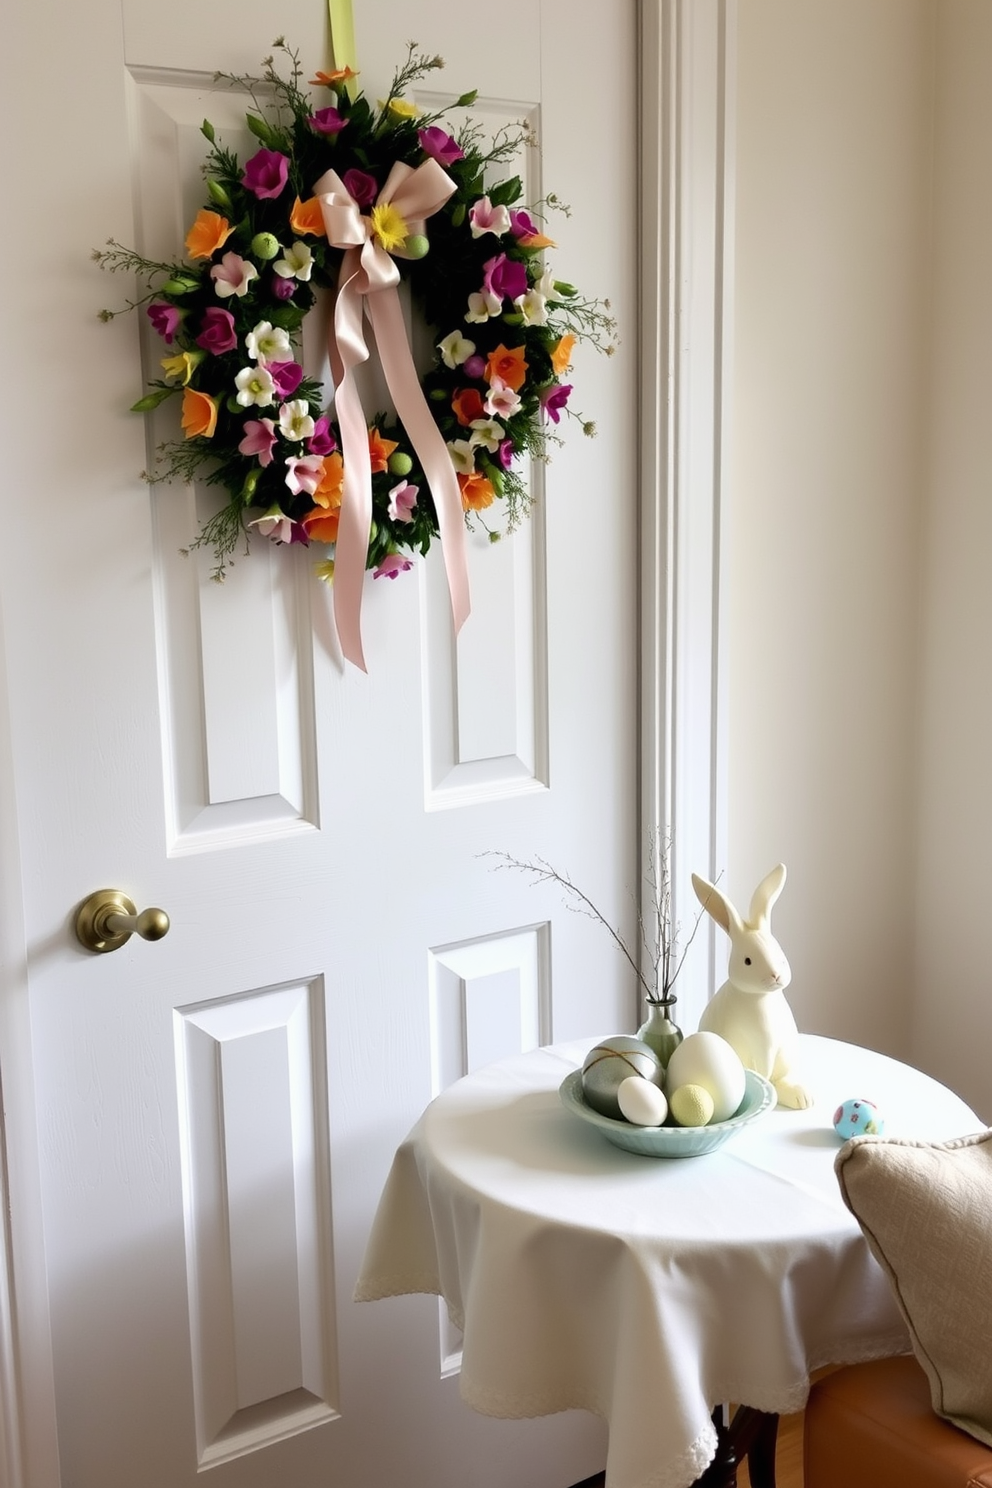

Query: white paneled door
[3,2,638,1486]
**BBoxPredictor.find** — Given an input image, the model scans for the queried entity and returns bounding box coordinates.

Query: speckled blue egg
[833,1098,884,1139]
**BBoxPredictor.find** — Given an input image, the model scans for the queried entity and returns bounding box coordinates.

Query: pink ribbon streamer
[315,159,471,671]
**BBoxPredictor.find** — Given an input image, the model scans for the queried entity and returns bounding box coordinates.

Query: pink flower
[482,253,528,304]
[284,455,326,496]
[248,504,294,543]
[342,168,379,208]
[308,417,337,457]
[418,126,464,166]
[469,195,511,238]
[195,307,237,354]
[238,418,278,467]
[387,481,419,524]
[540,383,572,424]
[267,361,304,398]
[147,302,183,342]
[462,354,486,380]
[509,209,540,239]
[373,552,414,580]
[241,148,290,200]
[271,274,296,301]
[485,376,522,419]
[498,437,515,469]
[210,252,258,298]
[308,107,349,136]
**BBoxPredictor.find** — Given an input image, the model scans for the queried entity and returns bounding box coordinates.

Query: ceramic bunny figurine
[691,864,812,1109]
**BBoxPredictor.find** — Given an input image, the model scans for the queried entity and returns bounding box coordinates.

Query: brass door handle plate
[75,890,170,954]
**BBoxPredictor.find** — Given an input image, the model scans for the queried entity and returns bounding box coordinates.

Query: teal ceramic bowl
[559,1067,776,1158]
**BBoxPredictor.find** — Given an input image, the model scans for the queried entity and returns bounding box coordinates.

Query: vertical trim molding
[639,0,737,1028]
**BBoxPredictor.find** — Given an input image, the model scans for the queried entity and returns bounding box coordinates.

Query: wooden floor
[570,1408,805,1488]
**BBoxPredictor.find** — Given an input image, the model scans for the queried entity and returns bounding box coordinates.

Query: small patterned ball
[669,1083,716,1128]
[833,1098,884,1139]
[581,1036,663,1119]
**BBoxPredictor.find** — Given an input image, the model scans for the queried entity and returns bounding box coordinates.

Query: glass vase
[637,998,683,1070]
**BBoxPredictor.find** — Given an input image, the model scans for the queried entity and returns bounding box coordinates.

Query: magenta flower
[147,301,183,343]
[268,361,304,399]
[418,126,464,166]
[540,383,572,424]
[241,148,290,200]
[462,353,486,380]
[482,253,528,304]
[195,307,238,354]
[239,418,278,466]
[342,167,379,209]
[498,437,515,470]
[308,417,337,457]
[509,209,540,239]
[308,107,349,136]
[271,274,296,301]
[373,552,414,581]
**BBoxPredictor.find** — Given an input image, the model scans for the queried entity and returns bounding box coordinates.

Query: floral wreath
[97,41,616,667]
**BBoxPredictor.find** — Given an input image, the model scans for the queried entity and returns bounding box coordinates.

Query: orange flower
[289,196,328,238]
[551,334,576,376]
[180,388,217,440]
[518,230,556,249]
[484,344,528,393]
[368,427,398,473]
[310,66,359,86]
[313,452,345,509]
[303,506,341,544]
[184,209,234,260]
[451,388,486,427]
[458,471,496,511]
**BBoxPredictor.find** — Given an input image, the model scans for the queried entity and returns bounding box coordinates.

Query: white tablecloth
[356,1035,981,1488]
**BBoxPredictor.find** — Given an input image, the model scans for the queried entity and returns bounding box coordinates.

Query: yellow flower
[184,209,234,260]
[551,335,576,376]
[384,97,418,120]
[314,559,336,583]
[369,201,409,255]
[161,350,204,386]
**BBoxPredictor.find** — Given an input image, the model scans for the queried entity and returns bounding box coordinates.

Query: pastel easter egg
[669,1083,716,1128]
[833,1098,884,1140]
[581,1036,663,1119]
[617,1075,668,1127]
[665,1031,746,1122]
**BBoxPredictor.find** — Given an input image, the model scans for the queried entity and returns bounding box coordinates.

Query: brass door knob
[75,890,170,954]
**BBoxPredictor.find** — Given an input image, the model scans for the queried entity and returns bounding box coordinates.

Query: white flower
[465,290,502,324]
[437,330,476,369]
[387,480,419,523]
[469,196,511,238]
[446,439,476,475]
[246,320,293,364]
[235,365,276,407]
[469,418,504,453]
[536,267,561,302]
[278,400,316,441]
[273,241,315,281]
[484,378,522,420]
[515,289,548,327]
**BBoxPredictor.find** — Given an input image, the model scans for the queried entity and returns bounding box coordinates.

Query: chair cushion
[804,1357,992,1488]
[835,1128,992,1448]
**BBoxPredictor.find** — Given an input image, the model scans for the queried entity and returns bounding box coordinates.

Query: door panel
[5,1,638,1485]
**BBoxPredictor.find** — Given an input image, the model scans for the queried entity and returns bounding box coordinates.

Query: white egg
[617,1075,669,1127]
[665,1032,745,1122]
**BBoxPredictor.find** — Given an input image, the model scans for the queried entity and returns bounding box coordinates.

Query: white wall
[729,1,935,1062]
[914,1,992,1121]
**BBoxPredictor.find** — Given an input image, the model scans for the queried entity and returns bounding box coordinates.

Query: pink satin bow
[314,159,471,671]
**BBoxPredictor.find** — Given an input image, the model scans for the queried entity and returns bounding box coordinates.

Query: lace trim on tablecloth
[714,1329,913,1417]
[353,1272,441,1303]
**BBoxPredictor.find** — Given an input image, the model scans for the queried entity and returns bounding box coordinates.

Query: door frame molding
[640,0,736,1029]
[0,5,738,1481]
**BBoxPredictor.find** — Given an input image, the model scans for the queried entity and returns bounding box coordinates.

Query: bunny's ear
[748,863,787,927]
[691,873,743,937]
